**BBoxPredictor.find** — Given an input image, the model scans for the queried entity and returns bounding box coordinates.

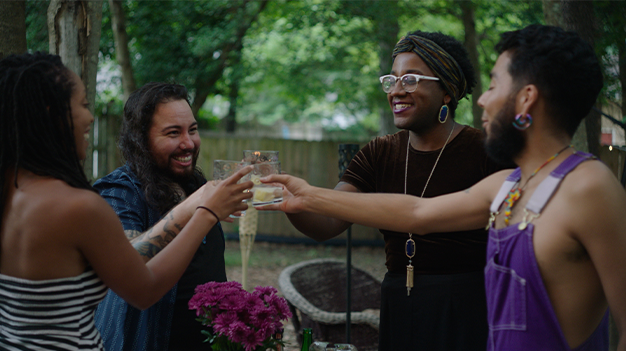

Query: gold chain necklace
[403,123,455,296]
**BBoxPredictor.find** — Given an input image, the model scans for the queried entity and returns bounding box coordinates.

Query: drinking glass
[249,161,283,206]
[212,160,251,218]
[243,150,279,163]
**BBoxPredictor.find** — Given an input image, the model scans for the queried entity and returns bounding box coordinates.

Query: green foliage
[237,0,386,138]
[594,1,626,111]
[25,0,48,53]
[25,0,621,138]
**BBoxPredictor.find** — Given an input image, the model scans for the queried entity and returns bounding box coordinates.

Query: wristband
[196,206,220,222]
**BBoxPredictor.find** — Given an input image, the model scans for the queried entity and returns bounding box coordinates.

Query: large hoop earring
[512,114,533,130]
[438,105,449,124]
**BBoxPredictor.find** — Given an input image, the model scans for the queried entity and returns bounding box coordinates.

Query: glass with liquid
[249,161,282,206]
[212,160,251,217]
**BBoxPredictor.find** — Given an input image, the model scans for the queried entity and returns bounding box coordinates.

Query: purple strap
[489,152,595,215]
[525,151,595,214]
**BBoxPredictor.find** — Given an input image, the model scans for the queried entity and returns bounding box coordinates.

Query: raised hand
[254,174,312,213]
[202,166,253,220]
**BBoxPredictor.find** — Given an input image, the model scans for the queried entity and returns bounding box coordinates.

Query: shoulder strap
[525,151,595,214]
[490,168,521,213]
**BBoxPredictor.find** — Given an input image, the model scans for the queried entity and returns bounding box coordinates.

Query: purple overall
[485,151,609,351]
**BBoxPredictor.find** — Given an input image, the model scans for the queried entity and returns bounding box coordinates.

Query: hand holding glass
[213,160,251,217]
[249,162,283,206]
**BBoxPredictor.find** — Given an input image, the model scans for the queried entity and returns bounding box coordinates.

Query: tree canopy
[22,0,625,142]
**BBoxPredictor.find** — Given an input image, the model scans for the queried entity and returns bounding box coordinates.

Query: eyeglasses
[379,74,440,93]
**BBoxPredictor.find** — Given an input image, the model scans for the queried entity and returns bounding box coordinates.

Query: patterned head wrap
[392,34,467,105]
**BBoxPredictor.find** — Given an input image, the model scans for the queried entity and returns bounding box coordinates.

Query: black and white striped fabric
[0,270,108,350]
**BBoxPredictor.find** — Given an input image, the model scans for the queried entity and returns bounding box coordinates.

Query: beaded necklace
[404,123,455,296]
[502,145,572,225]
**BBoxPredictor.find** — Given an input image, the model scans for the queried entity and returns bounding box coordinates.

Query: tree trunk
[460,1,482,128]
[48,0,103,180]
[190,0,268,132]
[109,0,136,102]
[375,8,399,136]
[561,0,600,156]
[617,40,626,121]
[225,43,244,133]
[377,30,396,137]
[226,79,239,133]
[542,0,562,27]
[191,81,214,117]
[0,1,27,59]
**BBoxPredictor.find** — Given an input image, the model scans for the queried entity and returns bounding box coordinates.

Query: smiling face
[147,99,200,181]
[478,51,525,165]
[388,52,449,132]
[69,71,94,161]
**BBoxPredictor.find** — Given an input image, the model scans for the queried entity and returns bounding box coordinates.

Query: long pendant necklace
[502,144,572,225]
[404,123,455,296]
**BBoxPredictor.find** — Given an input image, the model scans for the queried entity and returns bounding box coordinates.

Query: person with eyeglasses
[276,31,508,351]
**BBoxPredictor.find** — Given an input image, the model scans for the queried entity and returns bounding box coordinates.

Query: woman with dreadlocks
[0,52,252,350]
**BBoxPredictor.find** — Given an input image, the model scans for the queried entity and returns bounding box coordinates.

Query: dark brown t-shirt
[341,126,504,274]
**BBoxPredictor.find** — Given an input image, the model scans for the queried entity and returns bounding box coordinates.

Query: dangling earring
[512,114,533,130]
[438,105,449,124]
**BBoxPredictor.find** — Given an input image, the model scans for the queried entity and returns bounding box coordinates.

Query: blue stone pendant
[405,238,415,258]
[439,105,449,124]
[406,237,416,296]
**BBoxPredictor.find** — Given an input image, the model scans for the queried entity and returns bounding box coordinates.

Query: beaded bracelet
[196,206,220,222]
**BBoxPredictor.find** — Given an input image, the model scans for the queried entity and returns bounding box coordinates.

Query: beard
[162,149,200,186]
[484,96,525,167]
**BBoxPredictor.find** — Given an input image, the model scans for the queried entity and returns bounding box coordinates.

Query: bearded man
[261,25,625,351]
[94,82,227,351]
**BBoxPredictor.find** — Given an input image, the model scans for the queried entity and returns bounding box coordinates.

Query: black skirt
[378,270,488,351]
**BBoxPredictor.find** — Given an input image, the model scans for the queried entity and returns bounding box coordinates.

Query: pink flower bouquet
[189,281,292,351]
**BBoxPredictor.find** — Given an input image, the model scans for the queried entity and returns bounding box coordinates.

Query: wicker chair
[278,258,381,351]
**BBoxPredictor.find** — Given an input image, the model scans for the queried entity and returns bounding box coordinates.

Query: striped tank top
[0,269,108,350]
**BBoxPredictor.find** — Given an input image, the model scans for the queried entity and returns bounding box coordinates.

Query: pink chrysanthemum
[249,305,274,326]
[219,292,246,311]
[241,329,267,351]
[253,285,278,298]
[212,311,239,335]
[229,321,252,344]
[266,294,292,319]
[190,282,291,351]
[241,292,265,311]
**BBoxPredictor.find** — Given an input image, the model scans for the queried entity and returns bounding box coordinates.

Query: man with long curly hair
[94,82,227,351]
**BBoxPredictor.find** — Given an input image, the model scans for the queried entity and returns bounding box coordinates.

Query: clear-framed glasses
[379,74,439,93]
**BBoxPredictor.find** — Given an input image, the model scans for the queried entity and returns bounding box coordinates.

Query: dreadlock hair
[119,82,204,215]
[0,52,94,228]
[495,25,603,137]
[393,30,477,117]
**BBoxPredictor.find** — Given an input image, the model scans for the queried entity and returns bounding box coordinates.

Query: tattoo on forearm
[125,230,142,240]
[465,187,472,194]
[133,242,161,259]
[131,209,184,259]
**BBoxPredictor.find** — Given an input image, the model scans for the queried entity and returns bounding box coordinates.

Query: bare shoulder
[487,168,516,182]
[34,180,119,234]
[561,159,626,239]
[563,159,623,201]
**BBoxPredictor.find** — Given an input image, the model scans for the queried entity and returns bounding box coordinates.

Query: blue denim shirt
[93,165,225,351]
